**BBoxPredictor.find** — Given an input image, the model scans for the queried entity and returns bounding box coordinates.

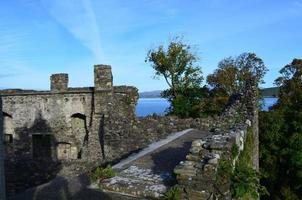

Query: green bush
[230,128,268,199]
[162,186,181,200]
[231,162,266,199]
[90,165,116,182]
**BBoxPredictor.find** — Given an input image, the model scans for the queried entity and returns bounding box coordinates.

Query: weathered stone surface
[50,73,68,92]
[1,64,259,199]
[1,65,140,196]
[186,154,200,161]
[173,78,259,200]
[101,165,169,199]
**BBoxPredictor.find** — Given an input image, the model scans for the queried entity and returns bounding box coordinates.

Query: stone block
[50,73,68,92]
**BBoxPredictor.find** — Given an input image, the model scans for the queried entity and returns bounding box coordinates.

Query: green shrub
[231,162,266,199]
[163,186,181,200]
[230,128,268,199]
[214,128,267,199]
[90,165,116,182]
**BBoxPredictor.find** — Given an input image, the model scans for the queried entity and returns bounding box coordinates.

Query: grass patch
[90,165,116,182]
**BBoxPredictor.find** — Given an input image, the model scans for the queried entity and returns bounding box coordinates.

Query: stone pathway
[99,129,207,199]
[11,129,207,200]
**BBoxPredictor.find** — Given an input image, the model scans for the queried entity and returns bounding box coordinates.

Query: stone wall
[0,97,6,200]
[50,74,69,92]
[172,79,258,200]
[130,94,248,149]
[1,65,139,196]
[1,64,259,199]
[173,123,252,199]
[123,79,258,200]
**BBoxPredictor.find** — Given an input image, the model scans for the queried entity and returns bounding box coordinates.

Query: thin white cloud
[290,1,302,15]
[41,0,103,61]
[293,1,302,7]
[0,21,32,78]
[0,29,26,54]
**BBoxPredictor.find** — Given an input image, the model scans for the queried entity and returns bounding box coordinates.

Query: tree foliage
[207,52,267,95]
[146,37,204,118]
[204,52,267,115]
[260,59,302,199]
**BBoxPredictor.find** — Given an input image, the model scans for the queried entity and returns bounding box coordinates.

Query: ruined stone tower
[0,64,139,195]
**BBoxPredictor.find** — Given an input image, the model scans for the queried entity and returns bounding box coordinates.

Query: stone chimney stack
[94,65,113,91]
[50,73,69,92]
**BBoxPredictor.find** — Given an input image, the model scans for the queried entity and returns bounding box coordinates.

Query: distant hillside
[260,87,279,97]
[139,90,162,98]
[139,87,279,98]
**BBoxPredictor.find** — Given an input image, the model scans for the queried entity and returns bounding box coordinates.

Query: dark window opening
[32,134,52,160]
[4,134,13,144]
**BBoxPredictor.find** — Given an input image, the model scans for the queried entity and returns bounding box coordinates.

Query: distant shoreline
[140,87,279,98]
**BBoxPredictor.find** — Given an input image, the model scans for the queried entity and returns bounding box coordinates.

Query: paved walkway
[100,129,206,199]
[11,129,207,200]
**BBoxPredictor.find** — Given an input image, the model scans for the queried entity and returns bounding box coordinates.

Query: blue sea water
[260,97,278,111]
[136,98,170,117]
[136,97,278,117]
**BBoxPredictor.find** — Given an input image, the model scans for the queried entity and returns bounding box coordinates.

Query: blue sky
[0,0,301,92]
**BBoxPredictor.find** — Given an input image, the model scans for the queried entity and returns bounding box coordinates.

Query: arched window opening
[71,113,88,159]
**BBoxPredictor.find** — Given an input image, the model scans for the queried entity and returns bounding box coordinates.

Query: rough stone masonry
[1,64,259,199]
[1,65,140,195]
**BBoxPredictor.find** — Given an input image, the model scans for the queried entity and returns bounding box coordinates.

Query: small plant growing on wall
[90,165,116,182]
[124,95,132,105]
[162,186,181,200]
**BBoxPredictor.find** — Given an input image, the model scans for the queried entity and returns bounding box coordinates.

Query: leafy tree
[260,59,302,199]
[207,52,267,95]
[207,57,239,96]
[146,37,204,118]
[204,52,267,115]
[274,58,302,110]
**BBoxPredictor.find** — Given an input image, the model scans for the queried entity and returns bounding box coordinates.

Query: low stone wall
[171,80,258,200]
[131,94,248,151]
[174,122,251,199]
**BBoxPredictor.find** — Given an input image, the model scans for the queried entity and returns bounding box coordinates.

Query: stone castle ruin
[1,64,259,199]
[2,65,140,195]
